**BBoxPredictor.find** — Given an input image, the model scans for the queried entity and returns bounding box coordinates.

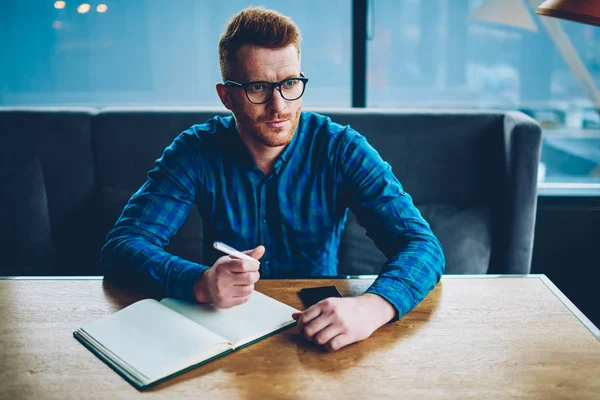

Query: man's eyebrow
[246,74,300,82]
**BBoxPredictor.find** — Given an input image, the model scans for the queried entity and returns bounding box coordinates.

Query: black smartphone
[298,286,343,309]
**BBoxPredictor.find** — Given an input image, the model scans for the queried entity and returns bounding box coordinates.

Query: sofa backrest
[0,107,541,276]
[0,108,98,274]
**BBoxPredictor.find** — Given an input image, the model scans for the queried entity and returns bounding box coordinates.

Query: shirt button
[262,218,267,223]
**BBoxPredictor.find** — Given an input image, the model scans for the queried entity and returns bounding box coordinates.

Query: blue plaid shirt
[101,112,445,320]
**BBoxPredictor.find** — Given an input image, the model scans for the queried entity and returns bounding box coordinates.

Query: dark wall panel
[531,195,600,330]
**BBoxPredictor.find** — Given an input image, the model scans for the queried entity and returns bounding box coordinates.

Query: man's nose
[268,87,287,113]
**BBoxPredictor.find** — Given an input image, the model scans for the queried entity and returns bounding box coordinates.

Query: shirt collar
[272,113,302,173]
[225,117,255,170]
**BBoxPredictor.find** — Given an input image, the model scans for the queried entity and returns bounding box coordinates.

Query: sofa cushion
[419,205,491,274]
[338,205,491,275]
[102,186,204,265]
[0,157,54,270]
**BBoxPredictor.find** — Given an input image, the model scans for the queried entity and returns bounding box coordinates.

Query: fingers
[215,260,259,286]
[312,323,340,346]
[303,313,334,341]
[297,305,323,331]
[294,298,363,352]
[219,295,252,309]
[211,278,253,307]
[325,333,352,352]
[233,271,260,286]
[224,258,260,273]
[232,283,254,298]
[209,254,262,309]
[242,245,265,261]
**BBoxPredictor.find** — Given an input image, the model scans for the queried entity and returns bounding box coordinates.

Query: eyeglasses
[224,73,308,104]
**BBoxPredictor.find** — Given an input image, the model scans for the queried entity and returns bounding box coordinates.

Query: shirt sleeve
[100,131,208,301]
[337,128,445,320]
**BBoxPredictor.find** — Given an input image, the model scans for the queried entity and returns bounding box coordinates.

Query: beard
[233,106,302,148]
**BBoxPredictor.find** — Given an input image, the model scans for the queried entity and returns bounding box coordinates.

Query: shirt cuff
[164,259,210,302]
[365,278,415,321]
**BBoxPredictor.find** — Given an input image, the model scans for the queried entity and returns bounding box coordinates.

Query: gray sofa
[0,107,542,277]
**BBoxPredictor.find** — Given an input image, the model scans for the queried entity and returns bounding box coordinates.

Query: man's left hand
[291,293,395,352]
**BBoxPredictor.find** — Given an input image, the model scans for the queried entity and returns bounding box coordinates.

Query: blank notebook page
[161,291,298,347]
[81,299,231,382]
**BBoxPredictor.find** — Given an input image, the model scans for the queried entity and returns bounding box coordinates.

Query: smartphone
[298,286,343,309]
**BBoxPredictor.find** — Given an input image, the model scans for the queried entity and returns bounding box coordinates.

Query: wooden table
[0,275,599,399]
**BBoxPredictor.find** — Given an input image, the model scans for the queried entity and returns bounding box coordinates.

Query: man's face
[220,44,303,148]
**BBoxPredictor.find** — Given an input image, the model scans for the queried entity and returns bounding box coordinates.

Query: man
[101,7,444,352]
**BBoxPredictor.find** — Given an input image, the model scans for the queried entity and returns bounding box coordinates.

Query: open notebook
[73,291,298,389]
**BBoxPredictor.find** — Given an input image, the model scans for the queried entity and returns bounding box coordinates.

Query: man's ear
[216,83,234,111]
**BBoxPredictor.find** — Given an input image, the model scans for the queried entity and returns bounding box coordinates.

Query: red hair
[219,7,302,80]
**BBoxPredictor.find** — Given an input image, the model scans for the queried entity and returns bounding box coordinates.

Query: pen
[213,241,261,265]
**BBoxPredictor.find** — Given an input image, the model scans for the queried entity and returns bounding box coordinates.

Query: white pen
[213,241,261,265]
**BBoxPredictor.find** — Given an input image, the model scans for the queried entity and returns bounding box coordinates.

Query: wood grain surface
[0,276,598,399]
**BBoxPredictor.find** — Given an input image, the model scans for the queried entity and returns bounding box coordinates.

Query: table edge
[0,276,105,280]
[0,273,546,280]
[2,274,598,340]
[537,275,600,341]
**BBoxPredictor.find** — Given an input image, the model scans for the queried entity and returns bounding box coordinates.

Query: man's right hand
[193,245,264,309]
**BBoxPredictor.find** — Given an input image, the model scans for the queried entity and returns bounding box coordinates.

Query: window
[366,0,600,187]
[0,0,351,107]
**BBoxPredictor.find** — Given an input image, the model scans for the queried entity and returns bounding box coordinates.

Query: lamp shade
[536,0,600,27]
[471,0,538,32]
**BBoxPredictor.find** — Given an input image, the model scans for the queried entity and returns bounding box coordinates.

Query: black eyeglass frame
[223,72,309,104]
